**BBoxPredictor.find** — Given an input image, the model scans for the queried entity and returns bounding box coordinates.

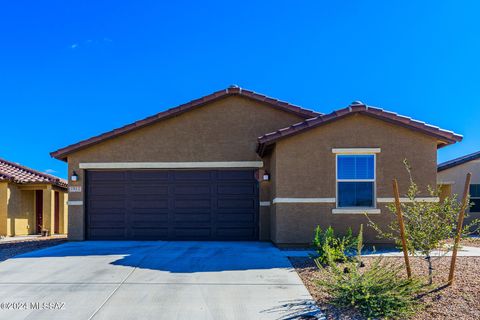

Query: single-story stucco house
[438,151,480,225]
[0,158,68,237]
[50,87,462,244]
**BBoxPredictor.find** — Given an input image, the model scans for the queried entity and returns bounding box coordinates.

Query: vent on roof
[228,84,239,89]
[350,100,365,106]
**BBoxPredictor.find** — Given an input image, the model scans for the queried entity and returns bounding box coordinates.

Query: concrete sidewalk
[282,246,480,257]
[0,241,323,320]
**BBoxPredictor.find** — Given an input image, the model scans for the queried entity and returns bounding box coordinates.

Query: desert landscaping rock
[290,256,480,320]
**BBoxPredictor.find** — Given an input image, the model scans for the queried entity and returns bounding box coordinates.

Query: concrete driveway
[0,241,321,320]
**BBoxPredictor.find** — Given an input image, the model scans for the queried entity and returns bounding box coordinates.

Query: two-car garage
[86,170,259,241]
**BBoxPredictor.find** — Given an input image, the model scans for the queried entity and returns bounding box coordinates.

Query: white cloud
[69,38,113,50]
[45,169,57,174]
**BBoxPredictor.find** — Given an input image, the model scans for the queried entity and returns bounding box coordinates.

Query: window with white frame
[470,184,480,212]
[336,154,375,208]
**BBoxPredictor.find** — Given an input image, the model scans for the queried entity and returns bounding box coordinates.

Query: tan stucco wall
[0,183,68,237]
[65,96,306,240]
[5,184,35,236]
[438,160,480,223]
[59,192,68,234]
[268,113,438,244]
[0,182,8,236]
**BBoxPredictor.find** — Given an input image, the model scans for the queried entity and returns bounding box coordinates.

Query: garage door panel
[89,212,125,222]
[130,171,169,181]
[88,227,126,239]
[217,184,255,195]
[89,200,126,209]
[131,185,169,195]
[87,170,258,240]
[174,184,211,195]
[174,199,212,209]
[89,171,126,182]
[131,229,169,239]
[217,170,254,180]
[216,212,256,222]
[89,185,126,196]
[215,228,256,239]
[173,212,211,222]
[174,228,211,238]
[131,199,169,209]
[217,199,255,209]
[130,212,169,222]
[174,171,212,180]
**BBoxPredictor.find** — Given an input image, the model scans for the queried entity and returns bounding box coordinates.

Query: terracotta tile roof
[438,151,480,172]
[257,102,463,156]
[50,86,321,161]
[0,158,67,189]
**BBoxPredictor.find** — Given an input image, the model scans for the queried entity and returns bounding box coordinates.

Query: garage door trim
[80,161,264,169]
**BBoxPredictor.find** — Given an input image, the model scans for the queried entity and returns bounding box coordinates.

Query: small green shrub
[318,258,424,319]
[312,226,357,265]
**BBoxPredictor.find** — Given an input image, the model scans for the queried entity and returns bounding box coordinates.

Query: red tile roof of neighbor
[50,86,321,161]
[256,102,463,156]
[437,150,480,172]
[0,158,68,189]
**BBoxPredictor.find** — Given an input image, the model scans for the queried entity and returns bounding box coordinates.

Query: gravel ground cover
[290,256,480,320]
[459,237,480,248]
[0,236,67,262]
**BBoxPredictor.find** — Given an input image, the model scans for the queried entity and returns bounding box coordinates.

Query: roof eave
[256,109,462,157]
[50,87,321,161]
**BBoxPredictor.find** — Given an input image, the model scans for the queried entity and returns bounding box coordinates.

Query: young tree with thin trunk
[368,160,478,285]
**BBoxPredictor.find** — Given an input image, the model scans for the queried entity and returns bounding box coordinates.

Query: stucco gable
[50,87,320,161]
[257,102,462,156]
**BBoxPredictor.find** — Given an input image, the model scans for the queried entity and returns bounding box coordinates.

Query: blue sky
[1,1,479,179]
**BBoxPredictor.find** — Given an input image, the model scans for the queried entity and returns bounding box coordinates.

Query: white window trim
[336,153,376,209]
[332,208,381,214]
[332,148,381,154]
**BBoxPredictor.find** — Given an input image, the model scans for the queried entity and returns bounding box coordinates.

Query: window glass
[470,184,480,197]
[338,182,374,207]
[470,184,480,212]
[337,154,375,208]
[337,155,374,180]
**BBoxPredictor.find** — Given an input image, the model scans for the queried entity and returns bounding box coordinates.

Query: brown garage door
[86,170,259,240]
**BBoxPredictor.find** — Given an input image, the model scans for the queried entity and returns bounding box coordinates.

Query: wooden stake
[448,172,471,285]
[393,179,412,278]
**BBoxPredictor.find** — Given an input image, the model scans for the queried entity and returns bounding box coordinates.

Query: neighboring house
[50,87,462,244]
[438,151,480,225]
[0,158,68,237]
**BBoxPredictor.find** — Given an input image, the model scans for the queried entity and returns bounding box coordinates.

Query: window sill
[332,208,380,214]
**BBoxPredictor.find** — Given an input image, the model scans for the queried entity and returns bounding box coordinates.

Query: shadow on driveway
[8,240,295,273]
